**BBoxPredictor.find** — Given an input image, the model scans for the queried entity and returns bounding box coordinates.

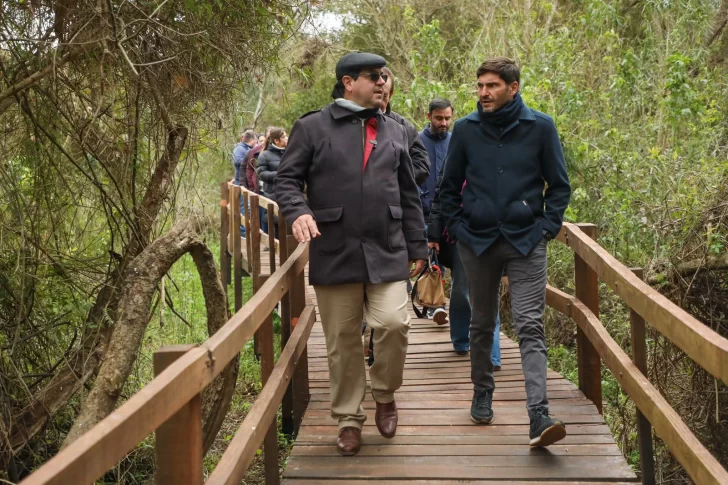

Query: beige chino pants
[314,281,410,430]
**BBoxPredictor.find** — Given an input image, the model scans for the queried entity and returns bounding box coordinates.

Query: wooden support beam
[573,224,602,413]
[288,234,310,435]
[256,274,279,485]
[630,268,655,485]
[232,185,242,312]
[153,345,203,485]
[278,223,295,435]
[220,182,231,287]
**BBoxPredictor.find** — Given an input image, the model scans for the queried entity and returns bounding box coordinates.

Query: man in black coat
[439,57,571,447]
[380,67,430,185]
[275,52,427,456]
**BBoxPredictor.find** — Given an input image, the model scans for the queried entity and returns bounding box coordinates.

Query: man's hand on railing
[409,259,425,278]
[292,214,321,243]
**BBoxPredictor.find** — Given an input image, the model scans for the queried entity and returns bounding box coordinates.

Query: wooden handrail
[546,285,728,485]
[207,305,316,485]
[20,242,309,485]
[556,223,728,384]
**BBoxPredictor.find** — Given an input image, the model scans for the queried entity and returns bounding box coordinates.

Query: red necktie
[363,118,378,172]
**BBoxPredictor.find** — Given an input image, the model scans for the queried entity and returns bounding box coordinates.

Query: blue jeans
[449,244,501,366]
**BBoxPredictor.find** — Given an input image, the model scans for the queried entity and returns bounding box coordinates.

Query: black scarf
[478,92,524,127]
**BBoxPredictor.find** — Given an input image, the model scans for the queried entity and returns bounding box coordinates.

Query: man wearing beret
[275,52,427,456]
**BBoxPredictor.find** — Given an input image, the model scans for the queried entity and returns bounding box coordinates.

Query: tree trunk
[8,124,189,454]
[63,217,238,450]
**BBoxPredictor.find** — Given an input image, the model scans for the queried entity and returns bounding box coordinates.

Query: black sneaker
[470,389,494,424]
[528,406,566,446]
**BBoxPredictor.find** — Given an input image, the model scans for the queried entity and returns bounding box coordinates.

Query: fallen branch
[649,253,728,284]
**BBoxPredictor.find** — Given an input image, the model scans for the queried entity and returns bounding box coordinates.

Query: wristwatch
[543,229,554,241]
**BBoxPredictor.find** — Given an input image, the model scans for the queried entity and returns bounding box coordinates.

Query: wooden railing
[548,223,728,485]
[20,182,312,485]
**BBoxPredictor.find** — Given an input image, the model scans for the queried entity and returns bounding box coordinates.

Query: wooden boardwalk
[277,262,638,484]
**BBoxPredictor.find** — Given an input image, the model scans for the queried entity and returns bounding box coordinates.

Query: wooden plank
[300,413,604,426]
[283,481,639,485]
[297,423,613,437]
[558,223,728,384]
[153,345,203,485]
[291,443,624,457]
[546,285,728,485]
[206,306,316,485]
[573,223,602,414]
[283,455,636,480]
[294,433,619,446]
[19,243,310,485]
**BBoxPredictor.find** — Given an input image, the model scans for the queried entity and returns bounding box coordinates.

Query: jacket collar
[422,124,449,141]
[464,103,535,123]
[329,101,384,121]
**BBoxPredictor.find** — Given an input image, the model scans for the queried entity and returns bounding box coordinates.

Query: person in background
[233,129,256,186]
[275,52,426,456]
[256,127,287,238]
[427,169,502,368]
[438,57,571,446]
[257,133,266,146]
[380,67,430,185]
[419,98,453,324]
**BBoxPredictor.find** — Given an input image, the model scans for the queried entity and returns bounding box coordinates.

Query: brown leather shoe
[375,400,398,438]
[336,427,361,456]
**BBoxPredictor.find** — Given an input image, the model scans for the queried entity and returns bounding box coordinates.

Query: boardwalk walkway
[266,253,638,483]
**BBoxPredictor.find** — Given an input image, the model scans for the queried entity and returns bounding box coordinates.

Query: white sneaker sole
[470,414,494,425]
[529,423,566,447]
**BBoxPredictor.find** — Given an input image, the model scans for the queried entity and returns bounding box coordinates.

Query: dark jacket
[419,125,450,220]
[385,105,430,185]
[256,144,284,200]
[232,141,253,185]
[439,102,571,256]
[244,144,263,192]
[275,102,427,286]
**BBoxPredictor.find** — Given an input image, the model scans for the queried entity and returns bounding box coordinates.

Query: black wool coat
[385,106,430,185]
[275,102,428,286]
[256,145,284,200]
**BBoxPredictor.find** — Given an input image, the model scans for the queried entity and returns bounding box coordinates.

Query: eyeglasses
[361,72,388,83]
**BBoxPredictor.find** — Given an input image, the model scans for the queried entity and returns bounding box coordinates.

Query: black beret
[335,52,386,80]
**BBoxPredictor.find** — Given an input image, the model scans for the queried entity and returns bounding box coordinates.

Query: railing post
[154,345,203,485]
[250,195,262,360]
[630,267,656,485]
[232,185,243,312]
[255,274,280,485]
[243,191,252,274]
[574,224,602,413]
[268,202,277,273]
[287,232,310,435]
[278,222,295,436]
[220,182,231,287]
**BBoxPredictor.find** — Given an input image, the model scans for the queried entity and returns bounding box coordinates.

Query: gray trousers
[458,237,549,410]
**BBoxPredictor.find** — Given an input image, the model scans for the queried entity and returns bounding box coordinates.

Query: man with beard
[439,57,571,446]
[275,52,427,456]
[419,98,454,324]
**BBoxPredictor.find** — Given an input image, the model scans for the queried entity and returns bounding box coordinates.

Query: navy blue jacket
[418,125,450,220]
[439,102,571,256]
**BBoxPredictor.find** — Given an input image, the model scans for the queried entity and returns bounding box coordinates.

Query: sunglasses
[361,72,388,83]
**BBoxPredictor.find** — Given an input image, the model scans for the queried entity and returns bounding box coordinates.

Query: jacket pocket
[388,204,406,251]
[312,206,344,255]
[505,199,535,226]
